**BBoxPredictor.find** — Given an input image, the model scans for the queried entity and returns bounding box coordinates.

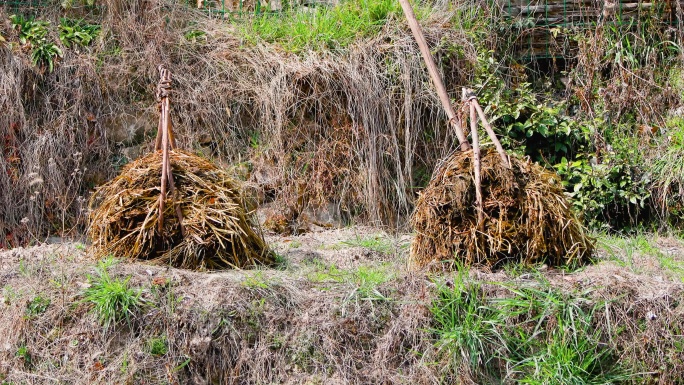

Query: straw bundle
[88,149,274,270]
[410,148,594,269]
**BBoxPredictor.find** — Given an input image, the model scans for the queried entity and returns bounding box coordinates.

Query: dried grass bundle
[88,150,273,270]
[410,148,594,269]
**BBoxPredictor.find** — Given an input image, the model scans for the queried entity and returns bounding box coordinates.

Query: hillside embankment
[1,227,684,384]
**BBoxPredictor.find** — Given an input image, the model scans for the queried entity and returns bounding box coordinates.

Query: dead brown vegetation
[0,1,479,246]
[88,149,273,269]
[410,148,595,269]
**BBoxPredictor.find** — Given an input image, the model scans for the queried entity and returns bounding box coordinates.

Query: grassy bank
[1,229,683,383]
[1,0,684,245]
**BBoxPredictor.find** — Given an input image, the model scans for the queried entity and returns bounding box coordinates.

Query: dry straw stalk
[88,150,274,270]
[410,148,595,269]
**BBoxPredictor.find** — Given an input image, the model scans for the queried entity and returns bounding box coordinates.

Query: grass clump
[82,258,142,329]
[349,264,393,300]
[147,336,169,356]
[306,261,346,284]
[431,268,506,379]
[239,0,401,53]
[430,266,630,383]
[242,271,271,289]
[499,285,628,385]
[341,234,394,254]
[651,123,684,225]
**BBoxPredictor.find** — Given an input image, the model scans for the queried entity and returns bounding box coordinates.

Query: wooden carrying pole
[397,0,470,151]
[464,91,484,230]
[156,65,185,235]
[472,99,510,168]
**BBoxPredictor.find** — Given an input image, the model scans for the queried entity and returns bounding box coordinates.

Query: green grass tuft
[430,266,631,382]
[147,336,169,356]
[238,0,402,53]
[349,264,394,300]
[340,234,394,254]
[81,258,142,330]
[431,266,506,374]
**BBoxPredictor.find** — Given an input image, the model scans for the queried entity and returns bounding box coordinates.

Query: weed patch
[25,294,50,318]
[430,266,631,383]
[147,336,168,356]
[239,0,402,53]
[348,264,394,301]
[81,258,142,330]
[340,234,394,254]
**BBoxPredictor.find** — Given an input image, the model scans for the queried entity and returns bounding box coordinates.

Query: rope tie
[156,64,172,102]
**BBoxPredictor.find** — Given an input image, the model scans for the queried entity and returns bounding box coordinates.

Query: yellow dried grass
[88,150,273,270]
[410,148,594,269]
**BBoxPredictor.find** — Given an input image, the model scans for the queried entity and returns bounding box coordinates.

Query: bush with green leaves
[81,258,142,329]
[10,14,63,73]
[472,52,661,230]
[10,14,49,44]
[25,294,50,318]
[59,18,100,48]
[474,53,590,166]
[30,41,63,72]
[555,131,651,230]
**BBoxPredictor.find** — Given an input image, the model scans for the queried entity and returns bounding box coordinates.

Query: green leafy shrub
[555,133,651,230]
[25,294,50,318]
[473,52,658,230]
[59,18,100,48]
[475,53,589,165]
[10,15,49,44]
[10,14,63,72]
[30,41,63,73]
[81,258,142,329]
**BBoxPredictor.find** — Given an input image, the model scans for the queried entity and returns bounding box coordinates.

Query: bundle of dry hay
[88,150,274,270]
[410,148,594,269]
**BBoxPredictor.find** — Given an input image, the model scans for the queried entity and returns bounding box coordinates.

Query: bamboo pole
[469,100,484,230]
[154,113,163,151]
[472,99,510,168]
[155,65,184,234]
[154,116,176,150]
[158,97,169,232]
[398,0,470,151]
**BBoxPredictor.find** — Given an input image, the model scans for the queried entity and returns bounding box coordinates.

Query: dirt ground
[1,227,683,384]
